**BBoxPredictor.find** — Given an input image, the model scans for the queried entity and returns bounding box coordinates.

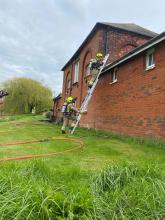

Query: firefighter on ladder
[87,52,104,88]
[61,96,79,134]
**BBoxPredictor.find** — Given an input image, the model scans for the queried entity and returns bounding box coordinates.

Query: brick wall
[61,27,150,108]
[80,42,165,138]
[106,29,149,63]
[53,25,163,138]
[62,28,102,107]
[53,28,103,119]
[53,96,63,121]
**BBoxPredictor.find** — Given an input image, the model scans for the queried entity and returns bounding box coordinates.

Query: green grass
[0,115,165,219]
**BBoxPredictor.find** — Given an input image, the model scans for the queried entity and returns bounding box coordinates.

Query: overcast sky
[0,0,164,96]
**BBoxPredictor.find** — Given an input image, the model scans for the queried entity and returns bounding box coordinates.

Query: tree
[3,77,52,114]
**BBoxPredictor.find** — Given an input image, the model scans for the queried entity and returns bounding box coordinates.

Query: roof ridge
[99,22,158,36]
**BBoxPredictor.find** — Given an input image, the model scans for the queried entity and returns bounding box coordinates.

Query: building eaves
[102,32,165,75]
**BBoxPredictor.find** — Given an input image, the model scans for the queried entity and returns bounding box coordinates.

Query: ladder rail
[71,54,109,134]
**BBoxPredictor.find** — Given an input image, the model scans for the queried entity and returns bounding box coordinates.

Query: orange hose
[0,137,84,162]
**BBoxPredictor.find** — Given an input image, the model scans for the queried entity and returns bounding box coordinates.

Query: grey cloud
[0,0,164,95]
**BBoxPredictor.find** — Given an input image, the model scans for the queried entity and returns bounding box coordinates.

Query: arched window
[82,50,92,77]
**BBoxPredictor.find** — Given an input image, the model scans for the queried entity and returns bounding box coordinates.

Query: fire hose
[0,137,84,162]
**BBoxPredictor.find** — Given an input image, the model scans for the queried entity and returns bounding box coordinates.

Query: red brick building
[53,23,165,138]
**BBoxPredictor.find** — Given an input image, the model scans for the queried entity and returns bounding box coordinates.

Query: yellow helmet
[66,96,73,103]
[96,52,103,57]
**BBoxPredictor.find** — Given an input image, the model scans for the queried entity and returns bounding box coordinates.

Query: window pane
[146,49,155,69]
[74,61,79,82]
[112,69,117,82]
[148,54,154,66]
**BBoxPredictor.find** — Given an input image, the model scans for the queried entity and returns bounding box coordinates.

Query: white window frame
[73,61,79,83]
[146,48,155,70]
[110,68,118,84]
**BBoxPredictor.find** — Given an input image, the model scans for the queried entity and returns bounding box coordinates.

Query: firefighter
[88,52,104,88]
[61,96,79,134]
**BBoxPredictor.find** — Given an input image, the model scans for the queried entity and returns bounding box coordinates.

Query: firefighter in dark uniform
[88,52,104,88]
[61,96,79,134]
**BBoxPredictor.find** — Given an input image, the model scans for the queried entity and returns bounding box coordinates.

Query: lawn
[0,115,165,219]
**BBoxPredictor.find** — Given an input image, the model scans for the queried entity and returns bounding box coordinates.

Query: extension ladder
[71,54,109,134]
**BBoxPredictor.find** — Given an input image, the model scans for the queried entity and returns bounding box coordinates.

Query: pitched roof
[101,22,158,38]
[102,31,165,75]
[61,22,158,71]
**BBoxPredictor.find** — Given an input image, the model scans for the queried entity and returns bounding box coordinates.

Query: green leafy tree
[3,77,52,114]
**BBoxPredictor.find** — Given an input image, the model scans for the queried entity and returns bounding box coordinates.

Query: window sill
[145,64,155,71]
[109,80,118,85]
